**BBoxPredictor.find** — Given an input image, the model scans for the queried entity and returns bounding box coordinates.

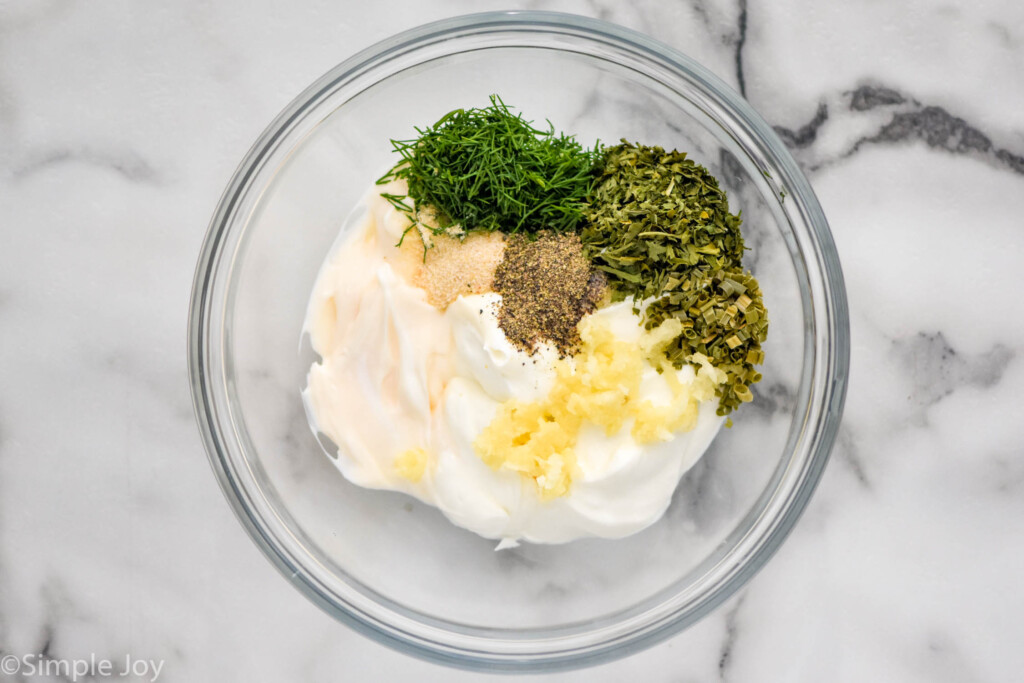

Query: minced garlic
[394,447,429,482]
[473,316,727,500]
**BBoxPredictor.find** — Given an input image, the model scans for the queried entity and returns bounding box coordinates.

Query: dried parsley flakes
[581,141,768,415]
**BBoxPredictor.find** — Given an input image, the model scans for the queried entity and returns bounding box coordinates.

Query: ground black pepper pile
[493,233,606,355]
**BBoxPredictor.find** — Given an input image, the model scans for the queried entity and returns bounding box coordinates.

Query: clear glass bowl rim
[188,10,850,673]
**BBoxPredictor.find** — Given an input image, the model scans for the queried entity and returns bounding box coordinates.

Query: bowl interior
[205,23,822,649]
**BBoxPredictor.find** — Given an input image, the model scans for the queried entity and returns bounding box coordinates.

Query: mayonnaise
[303,185,724,546]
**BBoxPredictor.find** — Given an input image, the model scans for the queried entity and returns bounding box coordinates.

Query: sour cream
[303,187,724,546]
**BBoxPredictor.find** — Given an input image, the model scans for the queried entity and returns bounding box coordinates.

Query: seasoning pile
[378,95,768,417]
[493,233,606,355]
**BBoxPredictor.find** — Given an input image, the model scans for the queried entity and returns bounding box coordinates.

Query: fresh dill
[377,95,600,240]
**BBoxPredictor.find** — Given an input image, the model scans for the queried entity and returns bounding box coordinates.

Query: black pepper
[493,232,606,355]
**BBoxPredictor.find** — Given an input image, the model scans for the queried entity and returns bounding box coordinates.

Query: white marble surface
[2,0,1023,681]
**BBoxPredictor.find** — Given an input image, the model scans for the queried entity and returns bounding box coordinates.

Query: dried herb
[581,141,768,414]
[645,269,768,414]
[581,141,745,295]
[377,96,600,242]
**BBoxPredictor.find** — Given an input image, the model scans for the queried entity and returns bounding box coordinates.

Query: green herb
[645,269,768,414]
[377,96,600,241]
[581,141,768,415]
[581,141,745,300]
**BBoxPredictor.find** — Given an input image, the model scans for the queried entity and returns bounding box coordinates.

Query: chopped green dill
[581,141,768,415]
[377,95,600,240]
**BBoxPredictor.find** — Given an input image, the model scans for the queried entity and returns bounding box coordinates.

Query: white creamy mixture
[303,186,725,546]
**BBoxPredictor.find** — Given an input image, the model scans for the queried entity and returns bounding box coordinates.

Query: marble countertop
[2,0,1022,681]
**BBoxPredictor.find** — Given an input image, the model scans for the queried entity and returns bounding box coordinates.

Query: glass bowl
[188,11,849,672]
